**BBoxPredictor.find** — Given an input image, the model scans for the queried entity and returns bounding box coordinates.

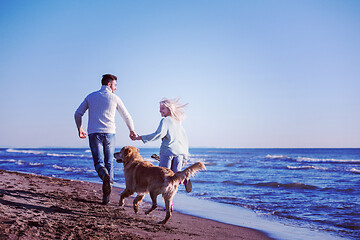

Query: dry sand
[0,169,274,239]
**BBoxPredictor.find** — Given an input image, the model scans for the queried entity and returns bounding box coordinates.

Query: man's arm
[74,99,88,139]
[116,97,135,132]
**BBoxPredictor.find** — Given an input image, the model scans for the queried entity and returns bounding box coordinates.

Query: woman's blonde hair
[160,98,188,122]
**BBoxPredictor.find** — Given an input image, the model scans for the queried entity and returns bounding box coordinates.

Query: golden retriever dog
[114,146,206,224]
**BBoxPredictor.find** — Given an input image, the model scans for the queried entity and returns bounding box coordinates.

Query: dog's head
[114,146,140,164]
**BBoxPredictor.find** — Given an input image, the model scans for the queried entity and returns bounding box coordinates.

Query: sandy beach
[0,169,273,240]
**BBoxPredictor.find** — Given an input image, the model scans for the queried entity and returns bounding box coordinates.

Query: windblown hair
[160,98,188,122]
[101,74,117,85]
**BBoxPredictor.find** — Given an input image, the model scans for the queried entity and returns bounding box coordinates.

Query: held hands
[129,130,137,140]
[129,130,142,141]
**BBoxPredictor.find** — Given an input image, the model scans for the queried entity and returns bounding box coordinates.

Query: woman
[134,98,192,192]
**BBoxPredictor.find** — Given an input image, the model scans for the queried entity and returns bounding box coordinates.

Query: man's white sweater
[74,85,134,134]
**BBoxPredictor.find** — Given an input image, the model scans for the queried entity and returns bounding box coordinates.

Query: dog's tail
[171,162,206,184]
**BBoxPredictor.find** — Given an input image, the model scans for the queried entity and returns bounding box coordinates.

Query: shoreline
[0,169,273,240]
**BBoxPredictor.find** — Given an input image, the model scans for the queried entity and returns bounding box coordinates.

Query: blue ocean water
[0,148,359,239]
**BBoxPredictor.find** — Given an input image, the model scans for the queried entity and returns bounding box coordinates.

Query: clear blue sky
[1,0,359,148]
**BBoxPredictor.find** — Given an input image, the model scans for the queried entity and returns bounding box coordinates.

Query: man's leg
[89,133,107,178]
[103,133,115,182]
[89,133,111,204]
[101,134,115,205]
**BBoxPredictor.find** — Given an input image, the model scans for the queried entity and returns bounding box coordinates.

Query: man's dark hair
[101,74,117,85]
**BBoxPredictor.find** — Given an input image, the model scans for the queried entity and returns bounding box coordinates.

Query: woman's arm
[141,118,168,143]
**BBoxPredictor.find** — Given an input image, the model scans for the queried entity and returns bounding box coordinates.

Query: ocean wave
[265,155,295,161]
[204,162,217,166]
[15,160,25,165]
[5,149,90,159]
[287,165,328,171]
[0,159,44,167]
[223,180,327,191]
[222,180,244,186]
[6,149,44,155]
[206,169,228,173]
[192,179,218,184]
[296,157,360,164]
[254,182,319,190]
[187,158,207,164]
[266,154,360,164]
[46,153,88,158]
[225,160,242,167]
[52,164,95,173]
[253,182,356,193]
[349,168,360,174]
[0,159,16,163]
[321,187,356,193]
[29,162,44,166]
[184,157,210,166]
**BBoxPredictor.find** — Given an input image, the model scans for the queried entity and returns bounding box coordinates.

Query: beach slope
[0,170,272,239]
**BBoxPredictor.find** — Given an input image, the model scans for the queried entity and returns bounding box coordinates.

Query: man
[74,74,136,205]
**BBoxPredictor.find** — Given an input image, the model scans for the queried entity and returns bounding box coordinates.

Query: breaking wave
[0,159,44,167]
[266,154,360,164]
[52,164,95,173]
[296,157,360,164]
[287,165,328,170]
[350,168,360,174]
[265,155,295,161]
[6,148,89,158]
[6,149,44,155]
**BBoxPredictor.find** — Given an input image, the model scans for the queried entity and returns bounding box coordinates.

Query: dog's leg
[133,194,145,213]
[159,197,172,224]
[119,188,133,206]
[145,192,158,215]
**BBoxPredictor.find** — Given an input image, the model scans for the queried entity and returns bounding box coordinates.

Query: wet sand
[0,169,273,239]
